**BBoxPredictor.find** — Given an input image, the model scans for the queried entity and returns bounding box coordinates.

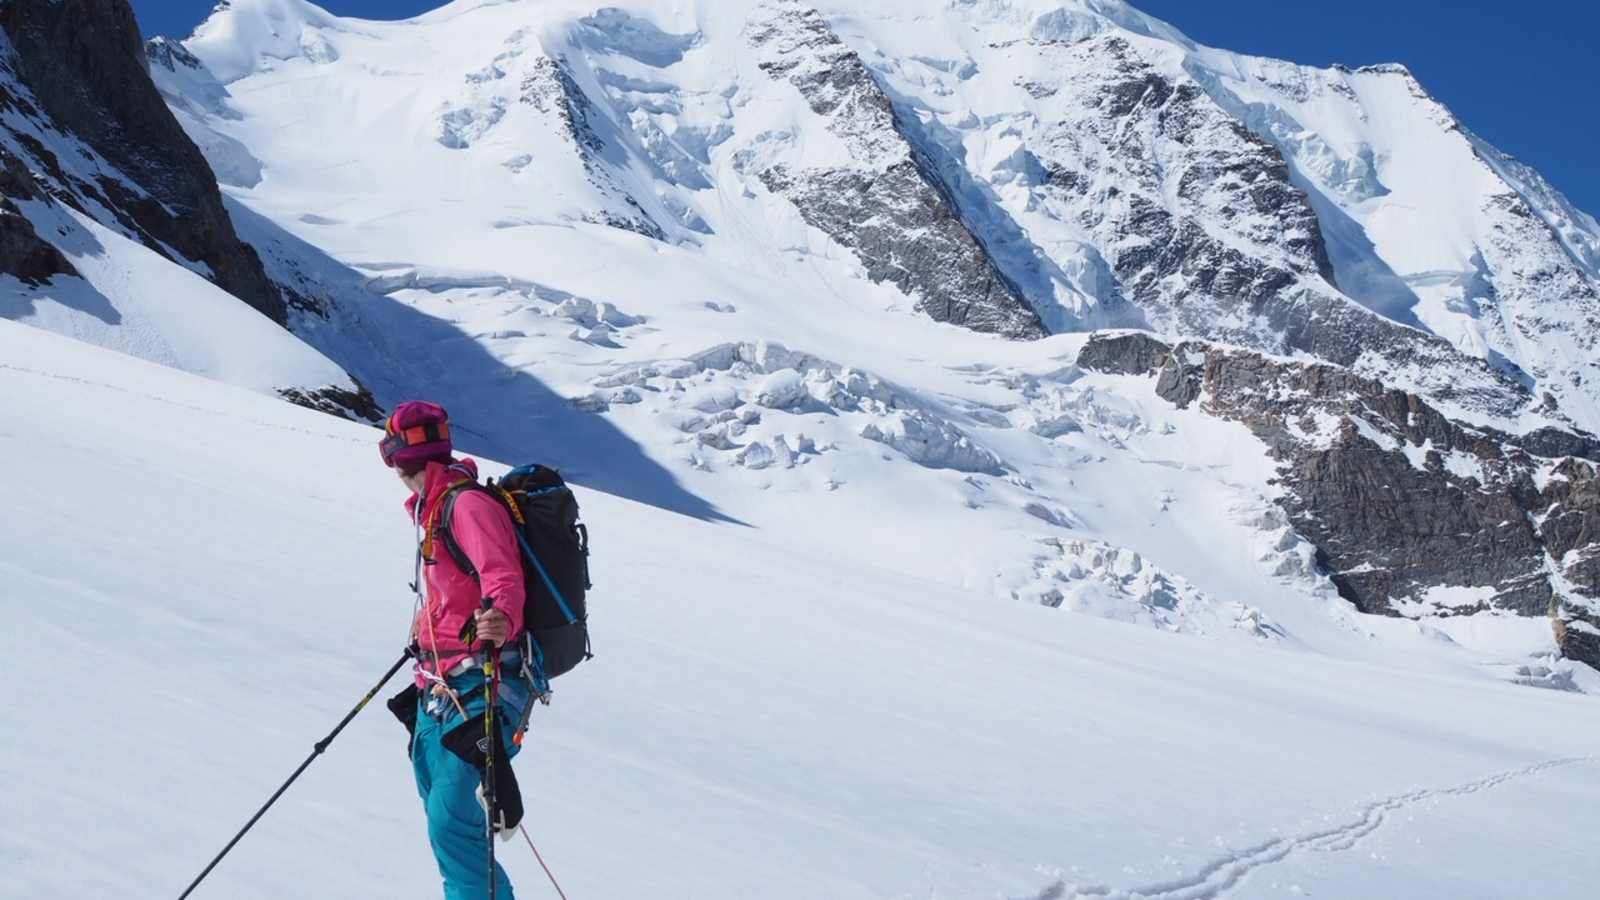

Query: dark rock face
[0,0,284,322]
[1555,613,1600,671]
[1035,36,1334,335]
[143,34,203,74]
[0,149,76,285]
[746,0,1045,339]
[279,384,384,424]
[520,55,667,241]
[1079,331,1600,669]
[1074,330,1171,376]
[1469,185,1600,425]
[758,160,1038,335]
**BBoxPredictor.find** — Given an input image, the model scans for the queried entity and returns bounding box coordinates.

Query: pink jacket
[406,458,526,686]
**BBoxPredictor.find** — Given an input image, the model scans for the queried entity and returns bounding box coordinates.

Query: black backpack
[437,464,592,682]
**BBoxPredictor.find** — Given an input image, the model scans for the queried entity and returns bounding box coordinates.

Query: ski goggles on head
[380,421,451,467]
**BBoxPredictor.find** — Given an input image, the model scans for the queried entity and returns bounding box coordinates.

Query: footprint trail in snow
[1038,757,1598,900]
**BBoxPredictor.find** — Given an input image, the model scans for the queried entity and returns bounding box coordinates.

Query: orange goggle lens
[379,422,450,466]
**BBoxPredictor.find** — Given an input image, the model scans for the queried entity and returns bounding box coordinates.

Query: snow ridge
[186,0,354,83]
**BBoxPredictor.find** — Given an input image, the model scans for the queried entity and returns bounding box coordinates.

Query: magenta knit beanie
[380,400,453,475]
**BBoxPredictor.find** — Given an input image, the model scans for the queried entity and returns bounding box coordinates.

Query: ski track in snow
[1045,757,1599,900]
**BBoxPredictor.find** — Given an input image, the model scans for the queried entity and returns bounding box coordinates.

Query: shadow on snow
[227,199,744,526]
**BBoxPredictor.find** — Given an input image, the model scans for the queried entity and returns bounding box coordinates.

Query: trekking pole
[481,598,502,900]
[176,647,414,900]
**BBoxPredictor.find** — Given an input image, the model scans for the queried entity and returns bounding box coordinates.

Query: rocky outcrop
[745,0,1045,339]
[1079,331,1600,668]
[519,54,668,241]
[0,0,284,322]
[279,384,384,424]
[143,35,200,75]
[1468,182,1600,427]
[0,149,76,285]
[1197,57,1600,432]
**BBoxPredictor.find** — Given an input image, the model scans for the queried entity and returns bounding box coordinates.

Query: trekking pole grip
[480,596,498,648]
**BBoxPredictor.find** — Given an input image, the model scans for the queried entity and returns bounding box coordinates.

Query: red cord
[519,825,571,900]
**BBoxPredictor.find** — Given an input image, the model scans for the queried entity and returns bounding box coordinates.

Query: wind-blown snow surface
[1,206,349,395]
[6,318,1600,899]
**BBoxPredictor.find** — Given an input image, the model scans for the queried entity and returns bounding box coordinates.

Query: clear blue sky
[132,0,1598,216]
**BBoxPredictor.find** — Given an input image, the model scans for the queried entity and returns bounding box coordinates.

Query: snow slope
[2,204,350,396]
[6,317,1600,900]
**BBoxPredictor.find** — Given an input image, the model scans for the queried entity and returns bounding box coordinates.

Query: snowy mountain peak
[1027,0,1195,47]
[186,0,350,83]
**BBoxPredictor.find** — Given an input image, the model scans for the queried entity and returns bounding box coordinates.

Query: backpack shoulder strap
[437,479,523,581]
[436,481,483,581]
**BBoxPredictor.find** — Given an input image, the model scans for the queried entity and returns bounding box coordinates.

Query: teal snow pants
[412,670,526,900]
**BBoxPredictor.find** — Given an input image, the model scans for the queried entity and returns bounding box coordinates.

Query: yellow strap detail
[419,477,476,562]
[494,485,526,525]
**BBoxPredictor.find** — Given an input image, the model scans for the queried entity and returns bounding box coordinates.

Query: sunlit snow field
[4,321,1600,899]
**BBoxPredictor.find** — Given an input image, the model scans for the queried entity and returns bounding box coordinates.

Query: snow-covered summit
[187,0,357,83]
